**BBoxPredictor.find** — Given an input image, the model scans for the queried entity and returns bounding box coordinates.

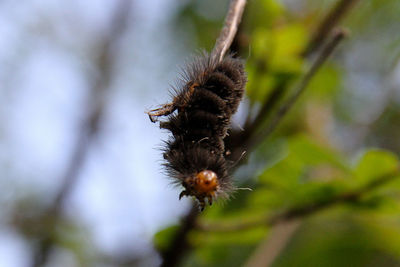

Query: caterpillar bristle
[147,53,247,210]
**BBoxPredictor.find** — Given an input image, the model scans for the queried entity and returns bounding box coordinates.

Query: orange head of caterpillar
[179,170,219,211]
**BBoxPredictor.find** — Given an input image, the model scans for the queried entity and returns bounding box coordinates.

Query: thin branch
[246,29,346,149]
[241,79,288,144]
[161,205,199,267]
[31,1,132,266]
[244,220,301,267]
[304,0,361,57]
[197,168,400,232]
[212,0,247,62]
[233,0,360,155]
[231,88,284,161]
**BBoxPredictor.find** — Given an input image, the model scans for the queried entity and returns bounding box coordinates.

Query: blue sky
[0,0,197,265]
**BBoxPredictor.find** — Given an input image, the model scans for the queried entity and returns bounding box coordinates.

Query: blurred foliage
[158,144,400,266]
[10,195,96,266]
[156,0,400,266]
[2,0,400,265]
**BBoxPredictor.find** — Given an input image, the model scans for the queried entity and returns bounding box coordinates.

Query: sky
[0,0,197,265]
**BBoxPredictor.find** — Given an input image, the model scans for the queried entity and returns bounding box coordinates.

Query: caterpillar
[148,53,247,210]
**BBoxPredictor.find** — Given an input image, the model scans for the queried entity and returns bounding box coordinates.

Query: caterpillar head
[179,170,219,211]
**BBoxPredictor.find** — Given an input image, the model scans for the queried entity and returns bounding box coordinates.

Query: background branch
[231,0,361,159]
[161,205,199,267]
[227,29,346,162]
[244,220,301,267]
[197,167,400,232]
[237,79,289,156]
[31,1,132,266]
[246,29,346,150]
[303,0,361,57]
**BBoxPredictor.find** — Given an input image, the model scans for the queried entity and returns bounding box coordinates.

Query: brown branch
[232,0,360,156]
[236,79,288,153]
[246,29,346,150]
[244,220,301,267]
[212,0,247,62]
[30,1,132,266]
[197,167,400,232]
[160,205,199,267]
[303,0,361,57]
[250,81,287,131]
[227,29,345,161]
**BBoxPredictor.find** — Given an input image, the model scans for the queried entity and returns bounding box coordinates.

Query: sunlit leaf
[353,149,399,184]
[191,227,267,246]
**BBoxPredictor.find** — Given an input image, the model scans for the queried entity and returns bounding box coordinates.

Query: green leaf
[246,68,275,103]
[191,227,267,246]
[258,135,348,187]
[188,244,256,267]
[269,24,306,74]
[307,64,341,100]
[288,135,347,168]
[353,149,399,183]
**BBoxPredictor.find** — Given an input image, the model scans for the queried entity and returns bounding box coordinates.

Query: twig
[247,29,346,149]
[160,1,247,266]
[233,0,360,156]
[197,167,400,232]
[30,2,132,266]
[244,220,301,267]
[303,0,361,57]
[240,79,288,145]
[212,0,247,62]
[161,205,199,267]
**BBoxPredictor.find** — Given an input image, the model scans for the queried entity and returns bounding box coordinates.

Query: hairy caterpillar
[148,53,247,210]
